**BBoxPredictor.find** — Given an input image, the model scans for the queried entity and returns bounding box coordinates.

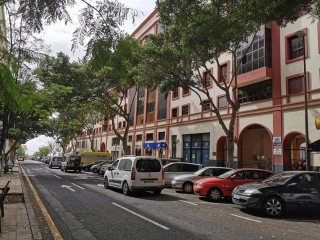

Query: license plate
[144,180,154,183]
[233,194,240,199]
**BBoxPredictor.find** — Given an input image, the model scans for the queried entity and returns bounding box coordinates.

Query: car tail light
[131,167,136,180]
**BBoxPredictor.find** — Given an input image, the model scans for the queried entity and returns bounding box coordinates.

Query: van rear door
[135,158,163,186]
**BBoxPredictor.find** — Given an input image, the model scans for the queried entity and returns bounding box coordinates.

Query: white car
[103,156,164,195]
[99,161,114,175]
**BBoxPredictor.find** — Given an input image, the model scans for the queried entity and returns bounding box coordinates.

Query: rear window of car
[53,157,62,161]
[136,159,161,172]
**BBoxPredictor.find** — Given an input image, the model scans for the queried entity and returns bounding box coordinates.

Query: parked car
[163,162,203,186]
[99,161,114,175]
[42,157,50,164]
[61,155,82,173]
[82,161,103,172]
[171,167,232,193]
[232,171,320,217]
[160,158,180,166]
[104,156,164,196]
[48,157,63,169]
[90,161,107,173]
[18,156,25,161]
[193,168,273,202]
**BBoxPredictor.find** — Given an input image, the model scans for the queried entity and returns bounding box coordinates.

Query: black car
[82,161,103,172]
[232,171,320,217]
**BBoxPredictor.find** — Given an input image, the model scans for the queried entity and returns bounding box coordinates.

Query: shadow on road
[238,207,320,222]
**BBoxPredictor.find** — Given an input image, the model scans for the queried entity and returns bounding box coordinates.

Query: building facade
[77,10,320,173]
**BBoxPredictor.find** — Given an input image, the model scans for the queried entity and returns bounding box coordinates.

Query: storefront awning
[308,139,320,152]
[143,142,167,148]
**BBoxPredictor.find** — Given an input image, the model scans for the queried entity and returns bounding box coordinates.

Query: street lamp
[296,30,310,171]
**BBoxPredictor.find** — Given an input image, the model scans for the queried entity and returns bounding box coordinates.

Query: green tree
[138,0,315,168]
[87,36,142,155]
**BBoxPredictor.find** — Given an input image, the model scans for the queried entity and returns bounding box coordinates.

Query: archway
[100,142,106,152]
[216,136,227,166]
[239,124,273,171]
[283,132,306,171]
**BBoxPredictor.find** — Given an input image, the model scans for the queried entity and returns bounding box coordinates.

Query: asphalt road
[21,160,320,240]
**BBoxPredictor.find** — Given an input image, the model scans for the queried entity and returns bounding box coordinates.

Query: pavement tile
[0,163,37,240]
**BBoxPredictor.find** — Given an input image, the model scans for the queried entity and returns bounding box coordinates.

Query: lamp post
[296,30,310,171]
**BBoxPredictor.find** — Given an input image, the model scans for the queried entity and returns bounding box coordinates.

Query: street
[21,160,320,240]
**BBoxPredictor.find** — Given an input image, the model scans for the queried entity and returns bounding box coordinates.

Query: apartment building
[77,10,320,173]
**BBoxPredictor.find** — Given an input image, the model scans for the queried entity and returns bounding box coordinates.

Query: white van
[103,156,164,195]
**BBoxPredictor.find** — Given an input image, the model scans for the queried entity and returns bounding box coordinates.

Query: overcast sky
[25,1,156,155]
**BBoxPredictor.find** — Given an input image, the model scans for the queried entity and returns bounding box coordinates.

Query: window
[136,159,161,172]
[171,107,178,118]
[146,133,153,141]
[219,64,228,82]
[182,88,190,95]
[201,100,210,111]
[218,96,227,108]
[181,164,200,172]
[288,35,304,60]
[123,121,126,128]
[128,135,132,142]
[118,122,122,129]
[158,132,165,141]
[136,134,142,142]
[203,71,212,88]
[238,79,272,103]
[118,159,127,171]
[288,76,304,94]
[172,88,179,99]
[181,105,189,115]
[236,26,272,75]
[112,138,120,146]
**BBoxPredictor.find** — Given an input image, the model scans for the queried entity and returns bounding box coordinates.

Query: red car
[193,168,273,201]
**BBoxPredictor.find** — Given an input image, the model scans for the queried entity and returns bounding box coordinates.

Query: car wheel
[122,181,131,196]
[153,189,162,195]
[78,168,82,173]
[104,177,109,189]
[207,188,222,202]
[263,196,284,217]
[93,168,98,173]
[65,167,68,172]
[182,182,194,193]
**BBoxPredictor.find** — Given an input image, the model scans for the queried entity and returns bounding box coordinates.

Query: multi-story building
[77,10,320,173]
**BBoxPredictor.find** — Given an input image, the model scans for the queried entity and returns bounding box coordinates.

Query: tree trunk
[226,131,235,168]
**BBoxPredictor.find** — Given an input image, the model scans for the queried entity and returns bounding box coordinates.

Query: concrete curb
[18,165,43,240]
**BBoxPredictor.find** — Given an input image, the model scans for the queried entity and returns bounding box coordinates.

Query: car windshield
[262,172,296,184]
[216,169,238,179]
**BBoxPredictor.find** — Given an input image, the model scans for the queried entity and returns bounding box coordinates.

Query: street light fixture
[296,30,310,171]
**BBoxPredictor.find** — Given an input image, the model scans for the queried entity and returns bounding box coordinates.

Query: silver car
[171,167,232,193]
[163,162,203,186]
[48,157,63,169]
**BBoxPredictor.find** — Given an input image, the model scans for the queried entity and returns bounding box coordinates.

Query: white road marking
[97,184,104,187]
[230,214,262,223]
[112,203,170,230]
[26,175,35,177]
[61,185,76,192]
[179,200,198,206]
[53,175,62,179]
[45,170,49,173]
[71,183,85,189]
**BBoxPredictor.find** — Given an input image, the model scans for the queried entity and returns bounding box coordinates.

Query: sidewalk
[0,163,41,240]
